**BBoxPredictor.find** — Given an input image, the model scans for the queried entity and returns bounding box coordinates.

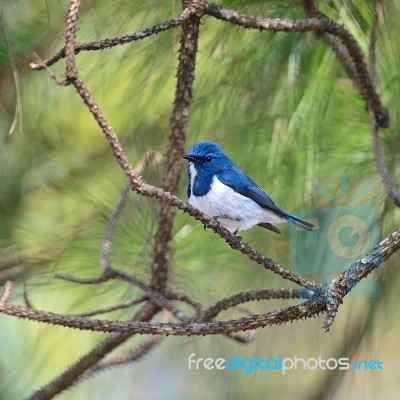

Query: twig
[64,0,81,83]
[150,3,202,292]
[56,268,189,322]
[133,149,163,176]
[20,0,396,397]
[101,182,131,274]
[166,290,202,316]
[71,296,147,318]
[369,108,400,207]
[369,7,379,88]
[38,0,312,290]
[302,1,360,89]
[31,52,65,85]
[55,273,109,285]
[61,67,312,286]
[1,26,23,135]
[204,1,389,128]
[202,288,300,321]
[101,149,161,274]
[27,302,159,400]
[367,7,400,207]
[227,331,256,344]
[2,228,398,335]
[111,269,189,322]
[89,336,162,373]
[0,298,324,335]
[102,150,162,274]
[0,281,12,305]
[29,10,195,71]
[322,228,400,330]
[23,281,35,309]
[0,263,30,281]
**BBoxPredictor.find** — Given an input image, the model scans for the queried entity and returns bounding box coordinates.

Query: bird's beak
[182,154,197,162]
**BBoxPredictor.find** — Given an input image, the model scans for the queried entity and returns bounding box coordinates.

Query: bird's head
[182,141,230,175]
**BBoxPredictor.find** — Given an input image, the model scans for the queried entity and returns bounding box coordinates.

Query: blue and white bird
[182,141,315,235]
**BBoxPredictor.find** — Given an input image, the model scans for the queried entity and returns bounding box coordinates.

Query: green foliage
[0,0,399,398]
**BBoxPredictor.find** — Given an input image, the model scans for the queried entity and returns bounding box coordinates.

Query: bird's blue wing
[218,167,316,232]
[217,168,285,217]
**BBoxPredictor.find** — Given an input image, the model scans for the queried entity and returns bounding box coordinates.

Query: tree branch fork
[18,0,398,334]
[3,0,399,398]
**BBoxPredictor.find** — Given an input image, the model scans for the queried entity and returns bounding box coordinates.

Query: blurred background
[1,0,399,399]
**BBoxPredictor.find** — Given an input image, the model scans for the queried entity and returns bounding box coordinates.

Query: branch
[3,228,398,335]
[302,1,362,90]
[150,1,202,292]
[101,150,162,275]
[202,288,300,321]
[166,290,202,317]
[64,0,80,83]
[70,296,147,318]
[88,336,162,374]
[27,302,160,400]
[28,7,169,395]
[0,262,30,282]
[56,268,189,322]
[367,8,400,207]
[21,1,397,397]
[0,280,12,305]
[53,60,311,287]
[29,10,194,71]
[207,1,389,128]
[1,298,324,336]
[321,229,400,330]
[31,0,384,289]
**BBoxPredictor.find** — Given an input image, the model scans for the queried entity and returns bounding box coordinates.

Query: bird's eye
[205,155,212,163]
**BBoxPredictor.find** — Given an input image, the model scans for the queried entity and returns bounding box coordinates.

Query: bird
[182,141,315,235]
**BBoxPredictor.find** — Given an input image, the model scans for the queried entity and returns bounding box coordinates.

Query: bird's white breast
[188,163,197,192]
[188,176,285,232]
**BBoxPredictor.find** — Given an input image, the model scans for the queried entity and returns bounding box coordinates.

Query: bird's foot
[233,229,242,240]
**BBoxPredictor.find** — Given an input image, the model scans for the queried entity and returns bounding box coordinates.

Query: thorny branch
[208,2,389,128]
[301,0,389,128]
[87,336,163,375]
[151,1,202,292]
[303,1,399,207]
[29,9,196,71]
[0,0,397,398]
[367,7,400,207]
[1,228,399,336]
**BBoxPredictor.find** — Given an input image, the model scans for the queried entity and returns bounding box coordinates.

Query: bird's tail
[284,213,315,231]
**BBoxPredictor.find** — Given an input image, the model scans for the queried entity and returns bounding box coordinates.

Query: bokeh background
[1,0,399,399]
